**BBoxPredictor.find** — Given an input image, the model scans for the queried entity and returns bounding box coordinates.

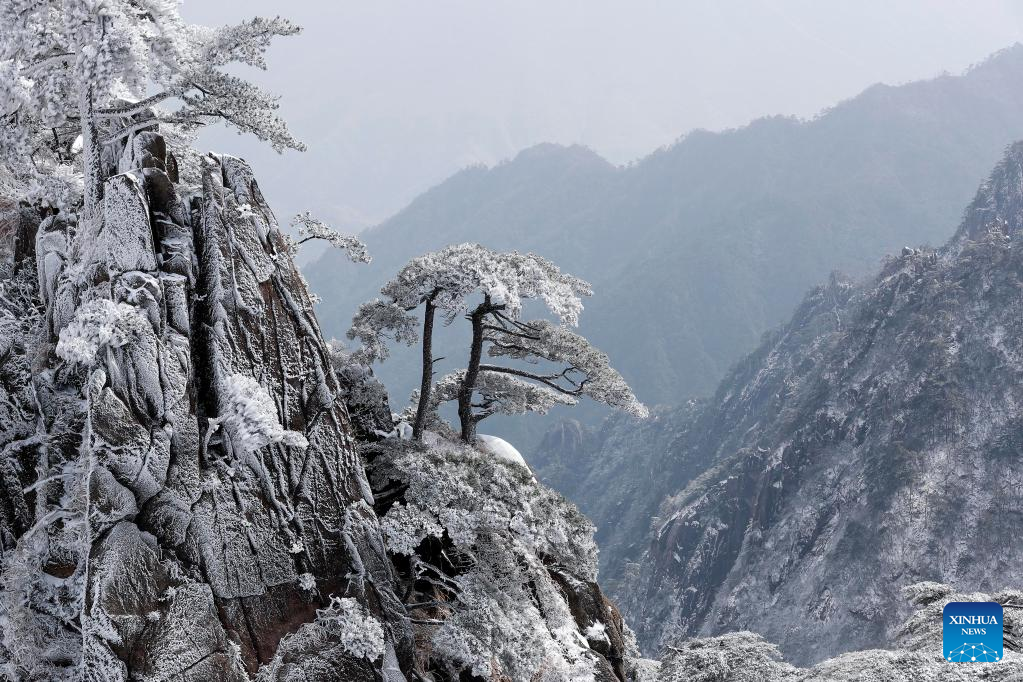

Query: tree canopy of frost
[0,0,303,222]
[349,242,645,442]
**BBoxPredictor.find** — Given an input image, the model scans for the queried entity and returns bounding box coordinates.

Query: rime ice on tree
[349,243,646,443]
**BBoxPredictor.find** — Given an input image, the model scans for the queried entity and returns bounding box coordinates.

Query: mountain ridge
[601,141,1023,664]
[306,44,1023,454]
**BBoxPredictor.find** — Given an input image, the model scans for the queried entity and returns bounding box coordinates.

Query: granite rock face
[0,133,412,680]
[361,437,645,682]
[0,131,641,681]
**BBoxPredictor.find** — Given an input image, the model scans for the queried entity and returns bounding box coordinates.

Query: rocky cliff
[0,129,641,681]
[656,582,1023,680]
[1,131,414,680]
[572,143,1023,665]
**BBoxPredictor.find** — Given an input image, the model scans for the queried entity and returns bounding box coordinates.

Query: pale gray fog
[182,0,1023,235]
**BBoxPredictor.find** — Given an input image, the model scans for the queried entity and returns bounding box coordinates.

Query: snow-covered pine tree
[281,212,371,305]
[0,0,303,224]
[349,244,521,441]
[348,242,646,443]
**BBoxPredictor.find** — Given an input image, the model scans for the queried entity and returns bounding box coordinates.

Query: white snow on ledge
[477,434,531,472]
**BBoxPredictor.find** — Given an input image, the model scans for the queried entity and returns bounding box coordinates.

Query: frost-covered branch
[483,318,648,417]
[286,211,370,262]
[94,90,183,118]
[432,370,576,422]
[0,3,305,220]
[348,300,419,364]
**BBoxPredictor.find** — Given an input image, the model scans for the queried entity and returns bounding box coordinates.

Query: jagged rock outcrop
[0,132,412,680]
[1,129,645,682]
[331,364,646,681]
[329,348,395,443]
[656,583,1023,680]
[361,437,644,681]
[612,142,1023,664]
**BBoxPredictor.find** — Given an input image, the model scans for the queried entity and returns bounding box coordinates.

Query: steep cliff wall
[0,133,412,680]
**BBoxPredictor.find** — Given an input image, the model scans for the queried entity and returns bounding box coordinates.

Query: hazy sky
[182,1,1023,233]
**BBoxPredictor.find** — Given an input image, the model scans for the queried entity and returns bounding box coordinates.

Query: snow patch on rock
[477,433,530,471]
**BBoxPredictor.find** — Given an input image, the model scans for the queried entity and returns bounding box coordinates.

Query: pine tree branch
[477,364,585,396]
[101,114,210,144]
[24,52,75,75]
[95,90,182,118]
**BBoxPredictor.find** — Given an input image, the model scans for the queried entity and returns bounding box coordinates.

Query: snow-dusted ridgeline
[611,143,1023,665]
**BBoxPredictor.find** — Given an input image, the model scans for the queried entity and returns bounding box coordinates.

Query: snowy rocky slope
[360,436,643,681]
[594,142,1023,665]
[656,582,1023,681]
[0,128,643,681]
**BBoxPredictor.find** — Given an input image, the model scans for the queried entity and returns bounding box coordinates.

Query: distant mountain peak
[965,41,1023,76]
[510,142,611,166]
[307,44,1023,458]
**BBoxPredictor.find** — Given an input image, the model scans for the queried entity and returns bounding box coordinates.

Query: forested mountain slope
[307,45,1023,451]
[604,142,1023,665]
